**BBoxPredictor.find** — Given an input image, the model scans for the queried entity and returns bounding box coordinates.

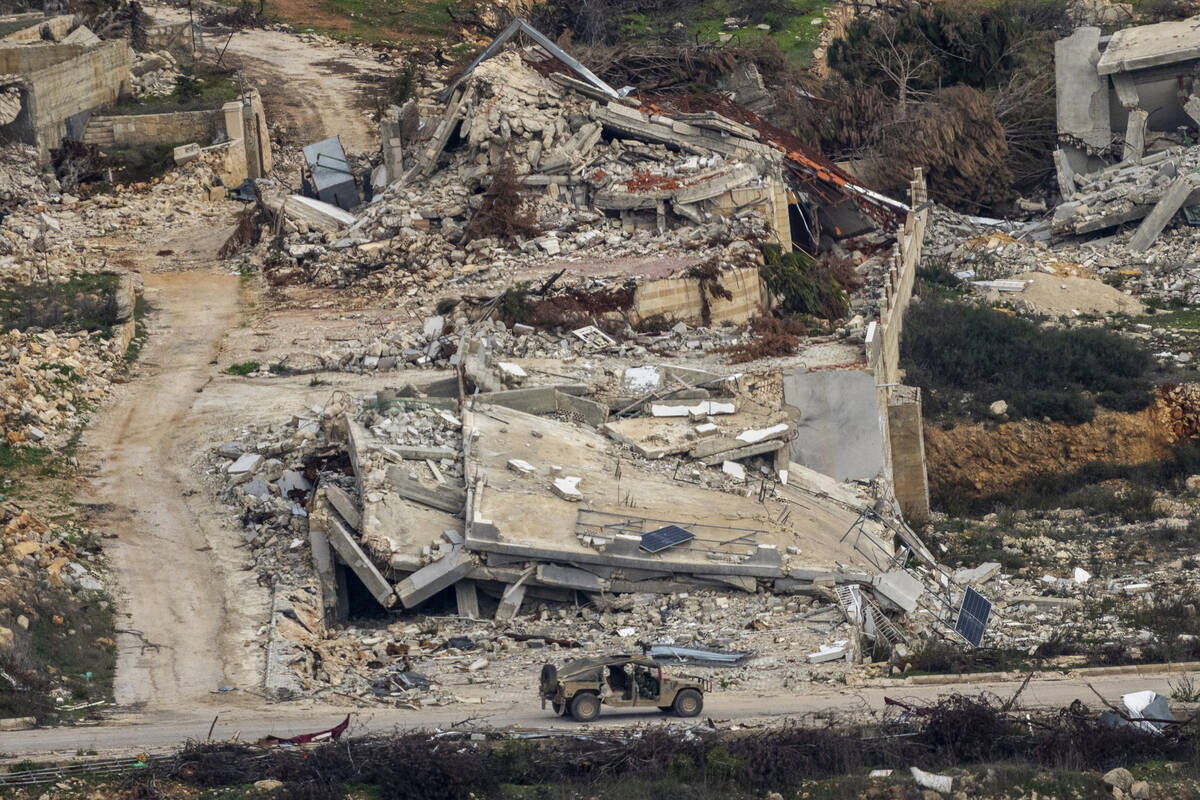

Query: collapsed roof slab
[1097,16,1200,75]
[463,404,881,578]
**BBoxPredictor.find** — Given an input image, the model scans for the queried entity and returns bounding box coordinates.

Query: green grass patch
[1138,307,1200,330]
[307,0,459,42]
[0,271,120,335]
[109,64,241,112]
[902,299,1158,425]
[1,586,115,723]
[225,360,260,376]
[690,0,827,65]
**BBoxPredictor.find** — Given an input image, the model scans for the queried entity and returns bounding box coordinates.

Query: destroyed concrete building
[1056,18,1200,167]
[0,9,270,188]
[1051,17,1200,250]
[0,20,131,159]
[399,19,903,253]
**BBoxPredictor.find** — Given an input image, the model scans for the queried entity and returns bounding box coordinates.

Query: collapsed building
[0,10,271,187]
[0,18,131,159]
[1053,17,1200,250]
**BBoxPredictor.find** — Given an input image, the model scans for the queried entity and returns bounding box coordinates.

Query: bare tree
[867,17,936,117]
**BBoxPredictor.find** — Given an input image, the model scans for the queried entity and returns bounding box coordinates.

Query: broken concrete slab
[556,390,609,426]
[871,570,924,613]
[325,513,397,608]
[385,465,466,514]
[378,443,458,461]
[953,561,1001,585]
[651,400,736,417]
[228,452,263,476]
[736,423,790,444]
[395,547,474,608]
[696,439,786,467]
[324,484,362,531]
[551,476,583,501]
[1129,172,1198,252]
[536,563,606,592]
[808,641,849,663]
[507,458,536,475]
[722,460,746,481]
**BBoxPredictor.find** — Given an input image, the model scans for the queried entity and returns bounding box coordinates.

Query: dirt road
[151,4,390,155]
[81,268,246,709]
[4,667,1197,758]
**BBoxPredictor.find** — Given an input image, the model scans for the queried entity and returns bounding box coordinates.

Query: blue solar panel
[640,525,695,553]
[955,587,991,648]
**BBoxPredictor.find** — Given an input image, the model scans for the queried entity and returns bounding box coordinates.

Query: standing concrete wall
[632,265,766,325]
[784,369,885,481]
[887,387,930,521]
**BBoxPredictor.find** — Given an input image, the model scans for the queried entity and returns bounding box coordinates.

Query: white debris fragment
[735,423,789,444]
[650,401,736,417]
[507,459,536,475]
[551,476,583,501]
[722,460,746,481]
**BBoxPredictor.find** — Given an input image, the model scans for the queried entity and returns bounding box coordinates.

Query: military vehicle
[538,654,709,721]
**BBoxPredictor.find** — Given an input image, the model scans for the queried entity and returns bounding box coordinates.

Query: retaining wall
[866,168,931,521]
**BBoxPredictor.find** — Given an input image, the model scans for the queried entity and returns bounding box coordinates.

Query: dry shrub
[718,315,801,363]
[465,156,541,242]
[865,85,1014,214]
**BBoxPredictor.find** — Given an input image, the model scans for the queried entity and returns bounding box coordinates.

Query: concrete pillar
[455,579,479,619]
[220,100,247,185]
[1123,108,1149,162]
[495,582,527,622]
[887,394,930,522]
[382,118,403,184]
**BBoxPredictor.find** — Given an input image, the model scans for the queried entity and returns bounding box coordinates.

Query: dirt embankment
[925,384,1200,496]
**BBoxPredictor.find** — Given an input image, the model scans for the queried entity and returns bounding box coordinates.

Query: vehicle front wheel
[658,706,672,713]
[672,688,703,718]
[570,692,601,722]
[552,700,564,715]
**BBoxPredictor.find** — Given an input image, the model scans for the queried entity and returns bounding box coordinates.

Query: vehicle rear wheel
[658,706,672,713]
[570,692,601,722]
[552,700,564,715]
[672,688,703,718]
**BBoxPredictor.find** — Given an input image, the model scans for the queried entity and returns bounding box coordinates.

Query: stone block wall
[0,42,85,74]
[103,109,217,147]
[866,168,931,521]
[17,39,131,159]
[632,265,766,326]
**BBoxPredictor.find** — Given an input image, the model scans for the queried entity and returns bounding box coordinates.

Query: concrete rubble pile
[210,400,884,703]
[207,339,985,702]
[130,49,182,98]
[924,204,1200,309]
[256,47,885,305]
[0,500,111,691]
[1052,146,1200,247]
[0,325,134,450]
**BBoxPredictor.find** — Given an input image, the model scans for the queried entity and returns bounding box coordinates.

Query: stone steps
[80,117,116,148]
